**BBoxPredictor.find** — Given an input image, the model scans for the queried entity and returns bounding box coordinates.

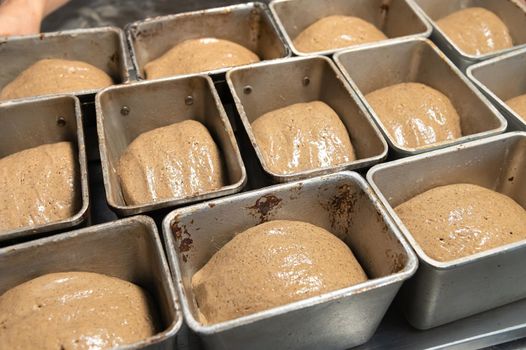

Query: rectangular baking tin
[0,27,130,100]
[96,75,246,216]
[334,38,507,158]
[226,55,388,183]
[367,132,526,329]
[407,0,526,71]
[163,171,417,350]
[126,2,290,80]
[0,95,89,244]
[467,46,526,131]
[269,0,431,57]
[0,216,182,349]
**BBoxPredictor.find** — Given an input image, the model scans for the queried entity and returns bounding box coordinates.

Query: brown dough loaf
[118,120,225,205]
[144,38,260,79]
[365,82,462,149]
[0,59,113,100]
[395,184,526,262]
[506,94,526,122]
[0,272,157,350]
[436,7,513,56]
[0,142,79,233]
[251,101,356,174]
[293,15,387,53]
[192,220,368,324]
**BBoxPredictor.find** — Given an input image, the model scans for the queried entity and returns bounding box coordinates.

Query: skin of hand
[0,0,69,37]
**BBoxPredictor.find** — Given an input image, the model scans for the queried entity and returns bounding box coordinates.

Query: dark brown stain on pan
[325,184,362,234]
[247,194,282,223]
[172,217,193,262]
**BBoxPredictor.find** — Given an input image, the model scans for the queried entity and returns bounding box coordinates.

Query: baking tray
[367,132,526,329]
[227,56,388,183]
[0,27,130,101]
[407,0,526,71]
[334,38,507,158]
[126,2,290,80]
[467,47,526,131]
[0,95,89,245]
[96,74,246,217]
[0,216,183,349]
[269,0,431,56]
[163,171,417,350]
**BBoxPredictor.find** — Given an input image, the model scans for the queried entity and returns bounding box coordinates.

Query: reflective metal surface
[0,27,130,100]
[126,2,289,80]
[407,0,526,71]
[334,38,507,158]
[227,56,387,183]
[0,216,183,349]
[467,47,526,131]
[270,0,431,57]
[0,95,89,244]
[368,132,526,329]
[96,75,246,216]
[163,171,417,350]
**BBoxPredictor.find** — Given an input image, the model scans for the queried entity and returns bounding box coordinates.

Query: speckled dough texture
[0,272,157,350]
[506,94,526,122]
[251,101,356,175]
[0,59,113,100]
[436,7,513,56]
[395,184,526,262]
[192,220,368,324]
[365,82,462,149]
[0,142,79,233]
[118,120,225,205]
[144,38,260,79]
[293,15,387,53]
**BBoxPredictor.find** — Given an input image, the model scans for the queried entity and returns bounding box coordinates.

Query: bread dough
[506,94,526,122]
[0,272,157,350]
[251,101,356,174]
[436,7,513,56]
[293,15,387,53]
[0,142,79,233]
[144,38,260,79]
[192,220,368,324]
[0,59,113,100]
[118,120,225,205]
[365,82,462,149]
[395,184,526,262]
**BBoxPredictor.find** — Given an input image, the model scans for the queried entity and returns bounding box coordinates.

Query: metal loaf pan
[334,38,507,158]
[0,216,182,349]
[226,56,388,183]
[467,47,526,131]
[0,95,89,244]
[127,2,290,80]
[367,132,526,329]
[96,75,246,217]
[163,171,417,350]
[0,27,130,101]
[407,0,526,71]
[269,0,431,56]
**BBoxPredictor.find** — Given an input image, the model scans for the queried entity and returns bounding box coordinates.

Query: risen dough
[144,38,260,79]
[365,82,462,149]
[118,120,225,205]
[293,15,387,53]
[395,184,526,261]
[192,220,368,324]
[251,101,356,174]
[0,142,79,233]
[0,59,113,100]
[0,272,157,350]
